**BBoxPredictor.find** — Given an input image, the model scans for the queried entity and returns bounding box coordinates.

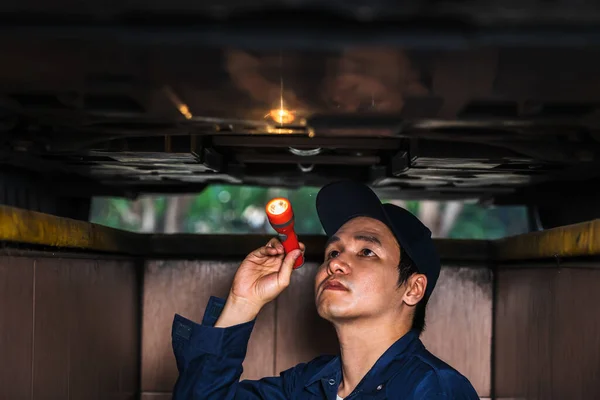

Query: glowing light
[164,85,193,120]
[266,126,297,134]
[267,199,289,215]
[178,105,193,120]
[268,108,295,124]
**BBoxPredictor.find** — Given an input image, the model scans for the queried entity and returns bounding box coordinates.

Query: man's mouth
[322,279,349,291]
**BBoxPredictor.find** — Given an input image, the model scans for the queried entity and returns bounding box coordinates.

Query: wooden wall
[141,260,492,399]
[0,254,140,400]
[494,263,600,400]
[3,238,599,400]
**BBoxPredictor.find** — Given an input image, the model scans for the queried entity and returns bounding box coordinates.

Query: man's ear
[403,273,427,306]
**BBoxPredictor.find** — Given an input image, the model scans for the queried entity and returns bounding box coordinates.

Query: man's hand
[214,237,305,328]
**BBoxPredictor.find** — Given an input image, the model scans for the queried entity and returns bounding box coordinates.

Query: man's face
[314,216,404,322]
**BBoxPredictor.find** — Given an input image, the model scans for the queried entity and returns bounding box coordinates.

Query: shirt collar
[304,329,421,391]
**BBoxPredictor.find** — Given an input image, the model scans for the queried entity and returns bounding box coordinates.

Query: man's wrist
[214,293,262,328]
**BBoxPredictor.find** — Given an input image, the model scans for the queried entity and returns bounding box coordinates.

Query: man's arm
[171,237,305,399]
[172,297,297,399]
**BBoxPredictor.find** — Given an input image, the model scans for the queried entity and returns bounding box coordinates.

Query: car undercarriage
[1,0,600,226]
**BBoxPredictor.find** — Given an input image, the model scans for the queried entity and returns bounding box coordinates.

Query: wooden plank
[93,260,118,397]
[6,201,600,263]
[0,203,492,264]
[91,260,138,398]
[551,269,600,399]
[32,257,140,400]
[0,204,144,254]
[67,259,140,399]
[421,266,492,397]
[32,258,71,399]
[149,235,491,262]
[494,218,600,261]
[141,394,172,400]
[141,260,275,393]
[0,256,34,400]
[115,259,141,395]
[67,259,102,399]
[493,269,554,400]
[495,260,600,269]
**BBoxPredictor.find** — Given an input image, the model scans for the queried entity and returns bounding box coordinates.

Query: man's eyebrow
[325,235,340,248]
[354,234,382,247]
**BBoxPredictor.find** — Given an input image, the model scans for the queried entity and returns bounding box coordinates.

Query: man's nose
[327,256,350,275]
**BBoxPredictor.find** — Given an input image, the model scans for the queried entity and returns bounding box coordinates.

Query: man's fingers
[252,237,284,258]
[250,238,303,263]
[265,246,280,256]
[277,249,301,288]
[266,237,284,251]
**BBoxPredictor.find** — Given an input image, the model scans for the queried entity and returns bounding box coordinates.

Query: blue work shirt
[171,296,479,399]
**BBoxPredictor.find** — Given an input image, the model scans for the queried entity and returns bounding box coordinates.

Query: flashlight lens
[268,199,289,215]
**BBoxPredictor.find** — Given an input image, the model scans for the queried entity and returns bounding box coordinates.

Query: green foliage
[404,201,421,216]
[90,185,529,239]
[448,203,528,240]
[184,185,324,234]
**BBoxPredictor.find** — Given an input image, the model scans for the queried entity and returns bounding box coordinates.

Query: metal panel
[0,257,34,400]
[275,264,492,397]
[141,260,276,393]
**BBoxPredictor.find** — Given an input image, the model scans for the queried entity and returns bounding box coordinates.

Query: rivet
[328,379,335,385]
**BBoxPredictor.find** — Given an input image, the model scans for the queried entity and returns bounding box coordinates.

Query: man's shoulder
[412,345,461,373]
[388,345,479,398]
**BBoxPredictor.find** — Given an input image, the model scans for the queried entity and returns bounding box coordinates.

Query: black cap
[316,180,440,298]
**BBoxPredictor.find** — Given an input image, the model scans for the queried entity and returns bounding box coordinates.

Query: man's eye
[360,248,376,257]
[327,250,340,259]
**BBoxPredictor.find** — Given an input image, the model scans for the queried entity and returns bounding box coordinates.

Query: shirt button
[376,384,383,391]
[328,379,336,386]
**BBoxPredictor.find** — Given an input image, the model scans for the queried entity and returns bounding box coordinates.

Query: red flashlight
[265,197,304,269]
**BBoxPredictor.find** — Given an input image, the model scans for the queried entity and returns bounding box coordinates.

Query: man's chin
[316,302,356,321]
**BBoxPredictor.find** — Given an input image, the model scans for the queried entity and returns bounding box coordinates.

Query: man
[171,180,479,399]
